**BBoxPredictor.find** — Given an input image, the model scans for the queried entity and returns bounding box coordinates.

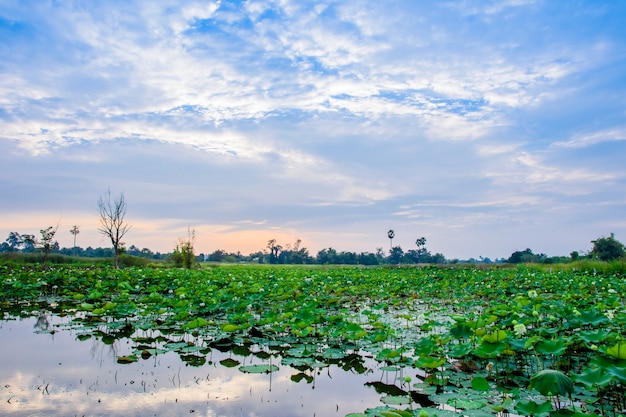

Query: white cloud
[553,127,626,149]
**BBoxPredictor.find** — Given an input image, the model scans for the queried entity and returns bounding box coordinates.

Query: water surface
[0,315,393,417]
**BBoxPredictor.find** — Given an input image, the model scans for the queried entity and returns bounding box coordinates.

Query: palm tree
[387,229,395,251]
[70,225,80,256]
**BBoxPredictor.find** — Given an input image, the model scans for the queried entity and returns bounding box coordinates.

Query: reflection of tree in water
[34,313,51,332]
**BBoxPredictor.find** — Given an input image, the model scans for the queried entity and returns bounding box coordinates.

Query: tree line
[2,191,624,267]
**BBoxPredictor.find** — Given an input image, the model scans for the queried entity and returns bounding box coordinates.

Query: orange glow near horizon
[0,212,327,255]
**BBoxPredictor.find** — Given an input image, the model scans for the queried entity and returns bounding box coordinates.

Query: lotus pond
[1,264,625,417]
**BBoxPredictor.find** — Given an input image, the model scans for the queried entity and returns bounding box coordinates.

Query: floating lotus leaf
[414,355,445,369]
[219,358,240,368]
[180,354,206,367]
[184,317,208,330]
[529,369,573,396]
[239,364,279,374]
[290,372,313,383]
[514,399,552,416]
[471,376,490,391]
[221,323,240,332]
[116,354,138,364]
[380,395,410,405]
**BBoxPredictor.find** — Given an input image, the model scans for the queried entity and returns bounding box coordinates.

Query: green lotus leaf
[471,376,490,391]
[239,364,279,374]
[184,317,209,330]
[450,322,473,339]
[605,363,626,382]
[414,355,445,369]
[535,339,568,356]
[573,367,614,389]
[116,354,138,364]
[448,342,472,358]
[577,329,611,344]
[514,399,552,416]
[606,342,626,360]
[482,329,508,343]
[529,369,573,396]
[221,323,240,332]
[380,395,410,405]
[219,358,240,368]
[576,310,609,326]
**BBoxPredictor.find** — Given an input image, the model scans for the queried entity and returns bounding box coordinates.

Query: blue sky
[1,0,625,259]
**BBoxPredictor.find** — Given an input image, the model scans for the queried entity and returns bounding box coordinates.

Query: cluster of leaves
[1,264,625,416]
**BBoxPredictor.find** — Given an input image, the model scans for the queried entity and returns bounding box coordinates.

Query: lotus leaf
[606,342,626,359]
[514,399,552,416]
[529,369,573,396]
[470,376,490,391]
[116,355,138,364]
[573,367,614,389]
[380,395,410,405]
[239,364,279,374]
[535,339,568,356]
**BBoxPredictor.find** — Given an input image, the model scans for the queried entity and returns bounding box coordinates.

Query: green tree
[39,226,58,267]
[591,233,625,261]
[266,239,282,264]
[171,228,196,268]
[5,232,23,252]
[388,246,404,264]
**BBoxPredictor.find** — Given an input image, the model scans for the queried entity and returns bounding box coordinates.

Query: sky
[1,0,625,260]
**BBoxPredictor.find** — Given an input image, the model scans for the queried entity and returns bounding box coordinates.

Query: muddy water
[0,315,393,417]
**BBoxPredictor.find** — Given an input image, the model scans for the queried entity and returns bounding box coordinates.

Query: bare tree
[98,189,131,268]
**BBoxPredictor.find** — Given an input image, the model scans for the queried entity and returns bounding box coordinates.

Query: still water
[0,315,394,417]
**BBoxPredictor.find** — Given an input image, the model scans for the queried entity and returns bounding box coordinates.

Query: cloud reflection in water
[0,316,386,417]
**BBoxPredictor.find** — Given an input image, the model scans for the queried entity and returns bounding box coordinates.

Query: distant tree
[388,246,404,264]
[5,232,23,252]
[316,248,338,264]
[97,189,131,268]
[570,251,580,261]
[387,230,395,251]
[289,239,311,264]
[22,234,36,253]
[591,233,625,261]
[38,226,58,267]
[69,225,80,256]
[416,237,427,253]
[172,228,196,268]
[358,252,379,265]
[266,239,282,264]
[207,249,228,262]
[507,248,546,264]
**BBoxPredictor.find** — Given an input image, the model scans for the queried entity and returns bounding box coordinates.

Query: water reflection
[0,316,386,417]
